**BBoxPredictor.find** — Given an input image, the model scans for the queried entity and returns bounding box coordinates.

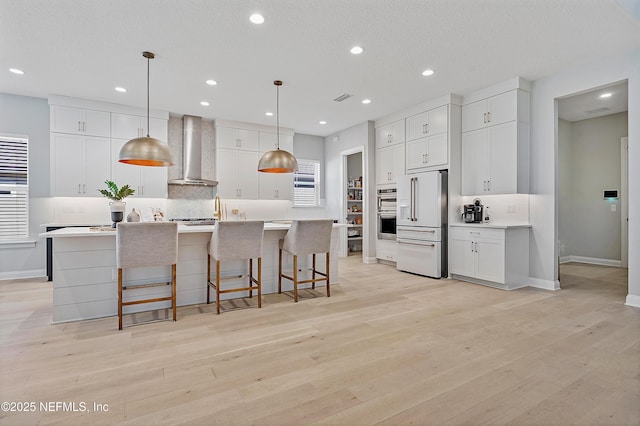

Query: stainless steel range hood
[168,115,218,186]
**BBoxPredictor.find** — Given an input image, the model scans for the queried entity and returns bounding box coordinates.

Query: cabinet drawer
[449,226,504,241]
[397,226,441,241]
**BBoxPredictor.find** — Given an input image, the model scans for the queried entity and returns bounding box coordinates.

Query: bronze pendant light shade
[258,80,298,173]
[119,52,174,167]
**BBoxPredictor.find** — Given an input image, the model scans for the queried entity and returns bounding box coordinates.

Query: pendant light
[258,80,298,173]
[119,51,174,167]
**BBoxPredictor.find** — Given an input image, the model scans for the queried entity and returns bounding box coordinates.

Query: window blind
[0,136,29,239]
[293,159,320,207]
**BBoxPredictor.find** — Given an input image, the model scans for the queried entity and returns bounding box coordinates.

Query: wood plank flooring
[0,260,638,425]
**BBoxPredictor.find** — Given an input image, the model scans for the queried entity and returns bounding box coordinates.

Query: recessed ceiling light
[319,121,327,125]
[250,13,264,24]
[599,92,612,98]
[200,101,210,106]
[422,69,435,76]
[9,68,24,75]
[206,79,218,86]
[350,46,364,55]
[265,112,273,116]
[362,99,371,104]
[115,87,127,93]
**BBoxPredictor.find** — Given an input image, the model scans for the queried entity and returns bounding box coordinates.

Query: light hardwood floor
[0,259,638,425]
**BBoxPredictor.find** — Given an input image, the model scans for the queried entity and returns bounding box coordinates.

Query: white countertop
[450,222,531,229]
[39,221,345,238]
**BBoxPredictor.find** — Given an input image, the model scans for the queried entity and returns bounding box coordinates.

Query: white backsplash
[52,197,168,224]
[215,199,330,221]
[457,194,530,224]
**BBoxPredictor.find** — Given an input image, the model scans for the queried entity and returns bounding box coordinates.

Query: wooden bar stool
[207,221,264,314]
[278,219,333,302]
[116,222,178,330]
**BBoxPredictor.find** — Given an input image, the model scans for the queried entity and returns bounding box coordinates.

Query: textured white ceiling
[1,0,639,136]
[558,80,628,122]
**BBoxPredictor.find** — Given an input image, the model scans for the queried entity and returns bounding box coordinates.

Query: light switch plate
[611,204,617,212]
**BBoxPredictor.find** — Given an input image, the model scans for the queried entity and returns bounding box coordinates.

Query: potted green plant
[98,180,135,227]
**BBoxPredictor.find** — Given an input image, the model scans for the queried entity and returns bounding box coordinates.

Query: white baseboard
[363,256,378,264]
[0,269,46,281]
[625,294,640,308]
[560,255,621,267]
[528,277,560,291]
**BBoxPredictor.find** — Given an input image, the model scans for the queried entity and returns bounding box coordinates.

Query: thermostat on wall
[603,190,618,200]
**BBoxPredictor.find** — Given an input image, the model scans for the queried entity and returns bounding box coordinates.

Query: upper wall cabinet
[461,90,529,133]
[375,119,405,148]
[111,113,168,140]
[50,105,110,137]
[406,106,447,141]
[216,127,259,151]
[405,105,449,172]
[259,132,293,153]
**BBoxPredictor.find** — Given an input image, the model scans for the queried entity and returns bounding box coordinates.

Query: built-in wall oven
[377,188,397,240]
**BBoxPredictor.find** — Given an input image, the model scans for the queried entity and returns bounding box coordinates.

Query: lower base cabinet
[449,225,529,289]
[376,239,397,262]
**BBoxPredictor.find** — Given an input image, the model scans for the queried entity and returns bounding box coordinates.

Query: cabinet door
[475,238,505,283]
[259,132,294,153]
[216,148,238,198]
[52,134,83,196]
[237,150,259,198]
[487,90,518,127]
[376,119,404,148]
[51,106,83,134]
[277,173,293,200]
[82,109,111,137]
[111,139,142,196]
[111,113,142,139]
[390,143,405,184]
[216,127,239,150]
[426,133,448,167]
[259,170,278,199]
[147,117,168,140]
[237,129,259,151]
[406,138,428,171]
[461,99,488,133]
[487,122,518,194]
[140,166,168,198]
[461,129,489,195]
[406,112,427,141]
[449,236,475,276]
[427,105,448,135]
[376,146,393,185]
[83,136,111,196]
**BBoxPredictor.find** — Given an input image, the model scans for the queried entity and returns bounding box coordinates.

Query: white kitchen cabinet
[216,148,259,199]
[258,132,293,153]
[375,119,405,148]
[376,143,405,186]
[461,90,528,133]
[405,132,448,171]
[216,127,259,151]
[51,134,111,196]
[111,113,168,140]
[449,225,529,289]
[376,239,398,262]
[50,105,110,137]
[461,121,529,195]
[110,139,168,198]
[406,105,447,141]
[259,170,293,200]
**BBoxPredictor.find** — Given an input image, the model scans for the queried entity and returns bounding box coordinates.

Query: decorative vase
[110,201,126,228]
[127,208,140,223]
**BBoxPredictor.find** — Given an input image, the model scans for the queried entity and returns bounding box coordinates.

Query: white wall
[293,133,325,200]
[558,113,628,263]
[529,48,639,305]
[0,94,50,279]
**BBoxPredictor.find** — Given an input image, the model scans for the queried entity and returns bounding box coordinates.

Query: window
[293,159,320,207]
[0,135,29,239]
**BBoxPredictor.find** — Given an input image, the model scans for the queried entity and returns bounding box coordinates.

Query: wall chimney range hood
[168,115,218,186]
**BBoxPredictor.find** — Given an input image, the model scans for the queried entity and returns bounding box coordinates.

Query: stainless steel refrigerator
[396,170,447,278]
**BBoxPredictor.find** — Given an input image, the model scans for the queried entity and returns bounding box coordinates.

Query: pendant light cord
[276,83,280,150]
[146,54,150,138]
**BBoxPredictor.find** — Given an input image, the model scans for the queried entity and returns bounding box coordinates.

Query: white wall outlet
[507,204,517,213]
[611,204,617,212]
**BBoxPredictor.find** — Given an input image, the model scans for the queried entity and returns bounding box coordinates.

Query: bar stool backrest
[116,222,178,269]
[209,221,265,261]
[282,220,333,256]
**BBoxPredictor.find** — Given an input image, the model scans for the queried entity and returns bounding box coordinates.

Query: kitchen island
[40,222,342,323]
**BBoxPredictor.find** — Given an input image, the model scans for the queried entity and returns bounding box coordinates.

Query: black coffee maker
[463,198,483,223]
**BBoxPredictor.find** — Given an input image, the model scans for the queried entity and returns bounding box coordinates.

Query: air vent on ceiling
[333,93,353,102]
[585,107,610,115]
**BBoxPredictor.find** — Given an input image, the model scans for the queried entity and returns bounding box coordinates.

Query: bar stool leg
[312,254,316,289]
[326,252,331,297]
[293,255,298,302]
[249,258,253,298]
[118,268,123,330]
[278,248,283,294]
[216,260,221,315]
[258,257,262,308]
[207,254,211,304]
[172,264,177,321]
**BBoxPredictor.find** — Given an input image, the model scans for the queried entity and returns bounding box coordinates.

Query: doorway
[341,148,365,259]
[556,80,629,298]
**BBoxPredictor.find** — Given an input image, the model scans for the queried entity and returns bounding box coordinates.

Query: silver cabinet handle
[483,180,487,191]
[483,113,486,123]
[78,183,81,194]
[487,180,491,191]
[425,123,429,134]
[82,184,86,193]
[487,112,491,122]
[475,242,478,252]
[78,122,82,131]
[425,154,429,163]
[471,241,474,252]
[83,122,86,132]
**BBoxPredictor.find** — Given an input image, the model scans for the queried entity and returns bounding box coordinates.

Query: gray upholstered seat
[207,221,265,314]
[278,219,333,302]
[116,222,178,330]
